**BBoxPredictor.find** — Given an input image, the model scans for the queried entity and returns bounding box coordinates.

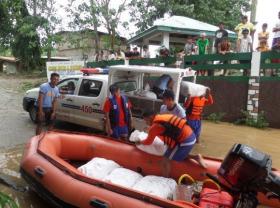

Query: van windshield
[115,81,137,92]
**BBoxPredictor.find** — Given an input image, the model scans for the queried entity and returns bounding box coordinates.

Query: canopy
[128,15,236,46]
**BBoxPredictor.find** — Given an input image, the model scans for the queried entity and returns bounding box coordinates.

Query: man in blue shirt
[160,89,186,118]
[35,72,60,135]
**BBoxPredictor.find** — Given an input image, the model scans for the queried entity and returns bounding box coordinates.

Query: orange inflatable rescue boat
[20,131,280,208]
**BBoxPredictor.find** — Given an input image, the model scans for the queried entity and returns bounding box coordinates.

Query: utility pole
[250,0,258,43]
[250,0,258,24]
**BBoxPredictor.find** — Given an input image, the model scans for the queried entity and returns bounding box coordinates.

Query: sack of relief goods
[129,130,168,156]
[78,157,120,180]
[133,175,177,199]
[105,168,143,188]
[180,81,208,97]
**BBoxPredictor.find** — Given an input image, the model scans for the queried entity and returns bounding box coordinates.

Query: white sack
[105,168,143,188]
[78,157,120,180]
[129,130,168,156]
[133,176,177,199]
[135,90,157,99]
[180,81,208,97]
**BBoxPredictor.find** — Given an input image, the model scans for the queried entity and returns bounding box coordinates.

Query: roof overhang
[128,25,237,45]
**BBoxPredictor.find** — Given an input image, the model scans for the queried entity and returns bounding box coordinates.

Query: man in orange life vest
[136,111,206,177]
[103,84,132,140]
[184,88,213,143]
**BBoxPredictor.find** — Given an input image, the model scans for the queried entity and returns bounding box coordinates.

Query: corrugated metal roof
[128,15,236,44]
[154,16,235,35]
[0,56,19,62]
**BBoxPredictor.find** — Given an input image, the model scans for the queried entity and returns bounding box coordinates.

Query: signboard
[46,61,85,81]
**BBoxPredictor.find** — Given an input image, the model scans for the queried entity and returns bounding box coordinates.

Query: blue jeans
[112,126,128,139]
[188,119,202,139]
[164,133,196,161]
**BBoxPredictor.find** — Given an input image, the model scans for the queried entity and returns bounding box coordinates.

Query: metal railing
[86,51,280,74]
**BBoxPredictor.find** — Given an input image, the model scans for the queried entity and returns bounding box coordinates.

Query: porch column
[247,52,261,119]
[162,32,170,49]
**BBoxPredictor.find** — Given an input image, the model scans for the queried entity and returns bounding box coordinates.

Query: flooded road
[0,75,279,207]
[193,121,280,167]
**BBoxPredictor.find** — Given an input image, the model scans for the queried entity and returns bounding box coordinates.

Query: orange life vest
[153,114,192,147]
[189,97,205,117]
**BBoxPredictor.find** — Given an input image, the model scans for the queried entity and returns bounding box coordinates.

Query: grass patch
[20,82,34,92]
[19,80,42,92]
[18,69,47,78]
[205,112,225,123]
[234,110,269,129]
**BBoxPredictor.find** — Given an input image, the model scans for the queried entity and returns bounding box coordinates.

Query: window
[115,81,137,92]
[57,78,78,95]
[79,79,103,97]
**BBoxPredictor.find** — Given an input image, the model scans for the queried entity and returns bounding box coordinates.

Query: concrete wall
[197,77,249,122]
[259,78,280,128]
[3,61,17,74]
[195,76,280,128]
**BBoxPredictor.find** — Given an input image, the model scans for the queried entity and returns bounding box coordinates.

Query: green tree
[129,0,250,33]
[67,0,128,51]
[0,0,42,70]
[66,0,101,54]
[25,0,62,61]
[0,1,13,51]
[98,0,128,49]
[129,0,194,32]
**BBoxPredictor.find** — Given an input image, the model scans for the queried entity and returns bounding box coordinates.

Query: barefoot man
[136,111,206,177]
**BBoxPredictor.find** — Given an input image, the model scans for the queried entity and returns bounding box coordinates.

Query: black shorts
[36,107,55,125]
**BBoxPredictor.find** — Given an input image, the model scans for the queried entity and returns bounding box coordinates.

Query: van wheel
[29,105,37,123]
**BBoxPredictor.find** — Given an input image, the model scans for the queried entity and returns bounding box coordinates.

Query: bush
[234,110,269,129]
[205,112,225,123]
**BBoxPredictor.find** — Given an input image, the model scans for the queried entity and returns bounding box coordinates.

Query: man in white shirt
[160,89,186,118]
[237,28,252,76]
[237,29,253,53]
[108,50,116,60]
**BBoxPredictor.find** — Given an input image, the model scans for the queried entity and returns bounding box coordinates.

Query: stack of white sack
[129,130,168,156]
[78,157,178,200]
[133,176,177,199]
[104,168,143,188]
[78,157,120,180]
[180,81,208,97]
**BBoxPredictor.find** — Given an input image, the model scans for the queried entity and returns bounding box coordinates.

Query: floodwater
[0,75,279,207]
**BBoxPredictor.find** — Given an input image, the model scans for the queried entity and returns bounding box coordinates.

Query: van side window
[79,79,103,97]
[58,78,78,95]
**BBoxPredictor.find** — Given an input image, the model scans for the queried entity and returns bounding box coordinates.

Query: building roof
[57,29,127,41]
[0,56,20,63]
[0,56,70,63]
[41,56,70,61]
[128,15,236,44]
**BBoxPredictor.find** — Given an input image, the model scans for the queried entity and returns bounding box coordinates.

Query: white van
[23,65,196,131]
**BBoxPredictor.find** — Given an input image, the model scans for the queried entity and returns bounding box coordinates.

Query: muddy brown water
[0,75,279,207]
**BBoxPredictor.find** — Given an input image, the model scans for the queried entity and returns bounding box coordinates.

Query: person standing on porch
[196,33,209,76]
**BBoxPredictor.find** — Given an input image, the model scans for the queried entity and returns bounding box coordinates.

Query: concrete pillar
[247,52,261,119]
[162,32,170,49]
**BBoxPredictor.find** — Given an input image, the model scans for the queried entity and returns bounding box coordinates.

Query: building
[56,29,127,61]
[128,15,236,49]
[0,56,20,74]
